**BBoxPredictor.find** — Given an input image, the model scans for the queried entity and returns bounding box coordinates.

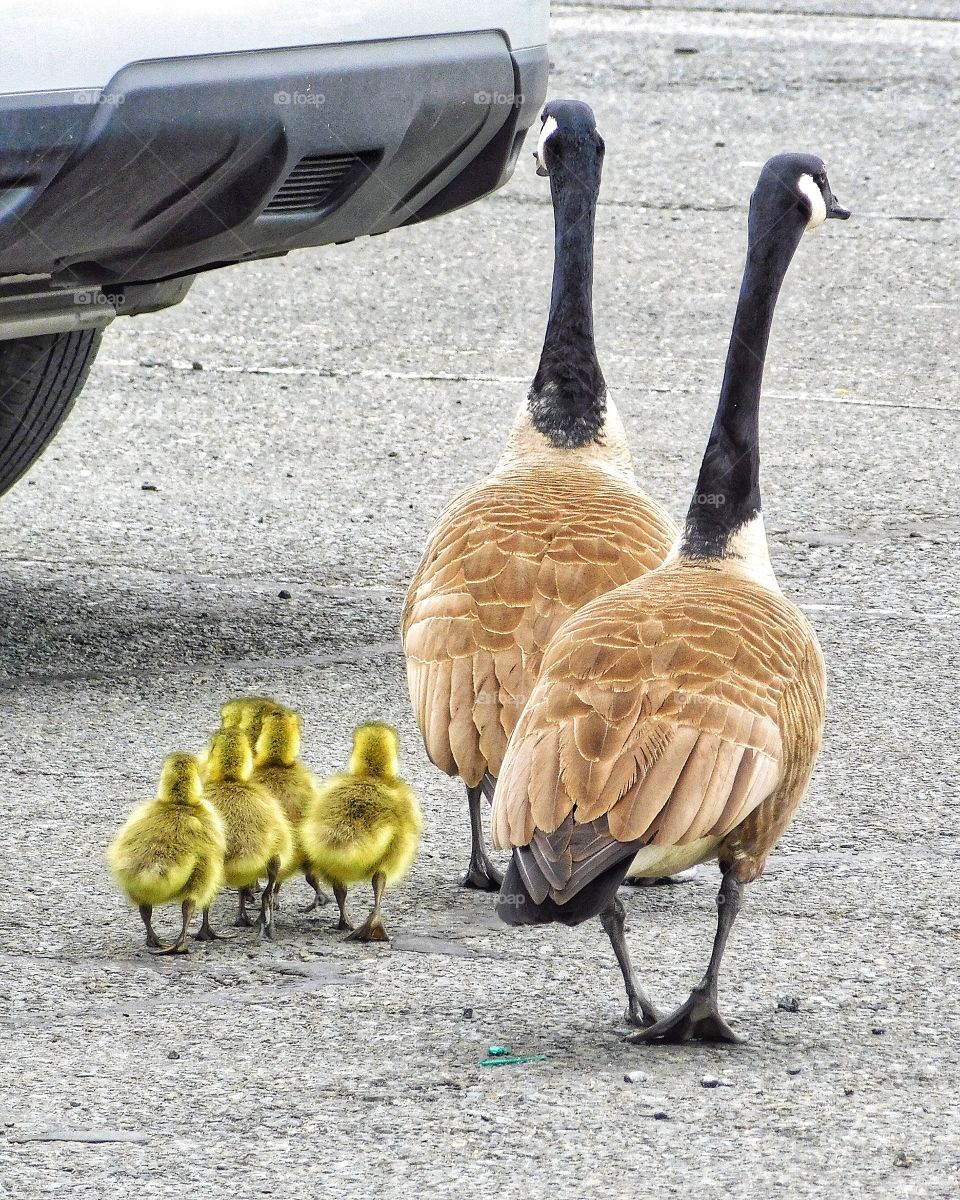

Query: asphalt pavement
[1,3,958,1197]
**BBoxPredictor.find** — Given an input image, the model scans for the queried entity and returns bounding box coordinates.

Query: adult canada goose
[493,153,849,1042]
[402,100,677,889]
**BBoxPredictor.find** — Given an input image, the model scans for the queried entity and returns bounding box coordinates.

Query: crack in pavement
[0,640,404,691]
[556,1,960,28]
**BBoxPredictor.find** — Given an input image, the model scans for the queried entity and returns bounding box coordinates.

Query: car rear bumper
[0,31,548,291]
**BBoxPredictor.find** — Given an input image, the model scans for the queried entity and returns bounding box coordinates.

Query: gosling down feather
[402,100,676,890]
[202,729,294,940]
[301,724,422,943]
[252,708,330,911]
[494,153,849,1043]
[107,752,225,955]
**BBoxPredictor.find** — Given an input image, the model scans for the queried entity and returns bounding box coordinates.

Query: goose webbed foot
[626,987,743,1045]
[629,864,745,1045]
[461,854,504,892]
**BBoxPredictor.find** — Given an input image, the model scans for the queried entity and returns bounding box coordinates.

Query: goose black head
[533,99,605,180]
[750,152,850,243]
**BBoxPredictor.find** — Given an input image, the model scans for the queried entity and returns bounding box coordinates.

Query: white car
[0,0,549,494]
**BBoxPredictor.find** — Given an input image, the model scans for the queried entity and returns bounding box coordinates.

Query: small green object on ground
[479,1052,547,1067]
[488,1045,508,1057]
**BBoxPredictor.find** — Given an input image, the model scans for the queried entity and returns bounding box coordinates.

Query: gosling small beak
[826,194,851,220]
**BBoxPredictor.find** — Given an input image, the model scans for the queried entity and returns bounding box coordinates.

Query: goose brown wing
[402,474,675,785]
[491,574,811,903]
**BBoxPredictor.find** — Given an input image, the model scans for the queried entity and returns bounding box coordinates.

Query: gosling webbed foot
[143,930,165,950]
[346,914,389,943]
[254,912,276,941]
[300,873,330,912]
[626,987,744,1045]
[233,912,255,929]
[194,925,235,943]
[194,909,234,942]
[150,941,190,957]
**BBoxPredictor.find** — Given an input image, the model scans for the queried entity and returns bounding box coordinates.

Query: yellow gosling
[301,724,422,942]
[203,730,294,940]
[106,752,225,955]
[252,709,329,911]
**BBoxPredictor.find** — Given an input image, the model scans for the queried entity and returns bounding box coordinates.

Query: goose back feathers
[492,560,825,922]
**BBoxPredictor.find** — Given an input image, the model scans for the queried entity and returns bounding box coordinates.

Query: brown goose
[402,100,677,889]
[493,152,849,1041]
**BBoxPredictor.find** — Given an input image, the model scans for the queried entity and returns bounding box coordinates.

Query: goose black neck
[528,165,606,449]
[682,215,805,558]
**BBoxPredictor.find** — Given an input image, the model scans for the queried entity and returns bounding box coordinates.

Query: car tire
[0,329,104,497]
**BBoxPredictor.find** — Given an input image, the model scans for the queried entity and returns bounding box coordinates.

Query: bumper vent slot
[263,151,378,215]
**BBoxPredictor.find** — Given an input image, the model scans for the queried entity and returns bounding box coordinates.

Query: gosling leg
[333,882,353,932]
[234,887,256,928]
[300,870,330,912]
[194,908,234,942]
[138,904,165,950]
[255,858,280,940]
[599,897,661,1028]
[152,900,194,956]
[462,784,503,891]
[346,871,389,943]
[629,865,745,1045]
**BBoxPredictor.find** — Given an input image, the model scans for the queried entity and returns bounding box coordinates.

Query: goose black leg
[599,898,661,1028]
[462,784,503,890]
[628,866,745,1045]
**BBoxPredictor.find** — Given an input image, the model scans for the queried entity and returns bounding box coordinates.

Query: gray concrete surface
[2,3,959,1197]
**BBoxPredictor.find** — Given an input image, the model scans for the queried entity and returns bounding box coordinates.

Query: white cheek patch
[798,173,827,232]
[536,115,559,172]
